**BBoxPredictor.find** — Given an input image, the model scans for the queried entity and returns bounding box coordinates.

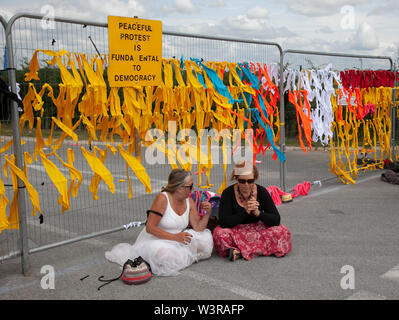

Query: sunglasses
[182,184,194,191]
[237,178,255,184]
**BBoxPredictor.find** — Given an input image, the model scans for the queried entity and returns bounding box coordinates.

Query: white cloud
[351,22,379,50]
[0,0,396,64]
[247,6,268,19]
[282,0,371,17]
[317,26,334,34]
[160,4,174,15]
[173,0,198,13]
[383,42,399,63]
[216,16,295,41]
[87,0,146,19]
[0,9,13,21]
[170,22,215,38]
[208,0,225,8]
[225,14,266,32]
[368,0,399,16]
[0,0,149,22]
[281,36,330,52]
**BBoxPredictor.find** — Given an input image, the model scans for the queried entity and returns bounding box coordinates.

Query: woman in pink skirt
[213,161,292,261]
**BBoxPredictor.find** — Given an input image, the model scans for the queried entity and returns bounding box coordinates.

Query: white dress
[105,192,214,276]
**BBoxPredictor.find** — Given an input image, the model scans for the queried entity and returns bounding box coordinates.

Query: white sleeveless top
[157,192,190,233]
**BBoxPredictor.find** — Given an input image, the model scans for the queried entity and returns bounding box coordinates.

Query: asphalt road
[0,139,398,301]
[1,171,398,301]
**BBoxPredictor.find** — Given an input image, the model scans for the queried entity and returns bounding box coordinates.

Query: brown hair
[230,160,259,181]
[161,169,192,193]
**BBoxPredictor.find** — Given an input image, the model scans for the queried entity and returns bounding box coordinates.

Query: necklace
[237,187,253,202]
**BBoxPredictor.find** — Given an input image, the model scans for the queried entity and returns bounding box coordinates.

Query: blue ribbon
[180,56,184,69]
[238,62,285,162]
[200,62,237,104]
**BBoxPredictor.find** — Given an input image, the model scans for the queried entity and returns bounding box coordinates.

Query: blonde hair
[161,169,192,193]
[230,160,259,181]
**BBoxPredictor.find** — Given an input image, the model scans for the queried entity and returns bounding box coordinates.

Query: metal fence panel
[1,13,284,264]
[394,65,399,161]
[282,50,393,191]
[0,15,18,262]
[0,15,24,263]
[0,16,6,69]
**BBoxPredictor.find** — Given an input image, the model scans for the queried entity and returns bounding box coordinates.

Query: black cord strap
[146,209,163,218]
[97,268,124,291]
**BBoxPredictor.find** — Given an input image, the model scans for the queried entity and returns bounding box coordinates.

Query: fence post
[391,63,397,161]
[5,17,30,275]
[279,49,286,192]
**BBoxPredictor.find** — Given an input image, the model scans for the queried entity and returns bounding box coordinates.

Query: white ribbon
[283,65,343,146]
[268,63,280,85]
[9,83,23,112]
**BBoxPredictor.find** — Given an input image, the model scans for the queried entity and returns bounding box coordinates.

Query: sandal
[228,248,242,262]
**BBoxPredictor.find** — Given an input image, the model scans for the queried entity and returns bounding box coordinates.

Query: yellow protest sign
[108,15,162,87]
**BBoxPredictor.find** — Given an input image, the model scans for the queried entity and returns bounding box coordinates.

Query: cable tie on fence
[313,180,322,187]
[123,221,144,230]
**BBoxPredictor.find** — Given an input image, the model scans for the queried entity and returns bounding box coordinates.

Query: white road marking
[292,174,381,201]
[380,264,399,282]
[346,290,386,300]
[183,269,275,300]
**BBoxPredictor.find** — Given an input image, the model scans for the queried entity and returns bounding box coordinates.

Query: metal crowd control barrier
[393,63,398,161]
[0,16,6,68]
[0,15,18,265]
[281,49,393,192]
[1,12,396,275]
[0,13,285,274]
[3,14,31,273]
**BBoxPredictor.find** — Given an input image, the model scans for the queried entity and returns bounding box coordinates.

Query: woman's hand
[245,199,259,214]
[175,232,193,245]
[200,201,212,214]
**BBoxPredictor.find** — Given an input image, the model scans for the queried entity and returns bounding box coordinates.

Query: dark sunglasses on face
[182,184,194,190]
[237,178,255,184]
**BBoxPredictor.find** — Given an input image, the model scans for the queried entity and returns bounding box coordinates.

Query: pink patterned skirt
[213,221,292,260]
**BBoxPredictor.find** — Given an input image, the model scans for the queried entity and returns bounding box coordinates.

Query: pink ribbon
[266,181,311,206]
[361,103,375,119]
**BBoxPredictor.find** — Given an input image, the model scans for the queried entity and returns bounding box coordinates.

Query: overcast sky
[1,0,398,63]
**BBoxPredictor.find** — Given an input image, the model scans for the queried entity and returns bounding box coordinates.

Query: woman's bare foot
[228,248,242,262]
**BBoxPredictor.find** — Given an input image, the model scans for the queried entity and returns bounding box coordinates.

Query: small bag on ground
[97,256,152,290]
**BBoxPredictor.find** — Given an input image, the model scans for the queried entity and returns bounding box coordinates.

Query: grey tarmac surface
[1,172,398,300]
[0,140,398,300]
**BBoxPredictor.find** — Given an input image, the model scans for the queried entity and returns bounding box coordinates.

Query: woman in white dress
[105,169,214,276]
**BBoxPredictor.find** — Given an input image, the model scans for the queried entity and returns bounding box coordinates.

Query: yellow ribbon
[81,146,115,200]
